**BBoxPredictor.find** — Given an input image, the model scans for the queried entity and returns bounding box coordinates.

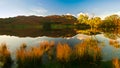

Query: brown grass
[39,41,54,60]
[0,43,11,58]
[16,43,44,68]
[74,38,102,63]
[16,41,55,68]
[0,39,103,68]
[112,58,120,68]
[56,43,72,63]
[109,39,120,48]
[0,43,12,68]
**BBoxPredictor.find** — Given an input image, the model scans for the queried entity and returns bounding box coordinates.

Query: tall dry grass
[0,39,103,68]
[74,38,102,64]
[16,43,44,68]
[0,43,12,68]
[16,41,54,68]
[16,39,102,68]
[109,39,120,48]
[112,58,120,68]
[40,41,54,60]
[56,43,72,68]
[56,43,72,63]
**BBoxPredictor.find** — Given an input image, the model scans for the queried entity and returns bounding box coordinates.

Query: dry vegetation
[109,39,120,48]
[0,43,12,68]
[56,43,72,62]
[16,43,44,68]
[74,38,102,65]
[16,41,54,68]
[1,39,120,68]
[112,58,120,68]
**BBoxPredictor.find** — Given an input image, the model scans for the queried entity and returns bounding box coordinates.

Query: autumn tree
[88,17,102,31]
[77,14,89,24]
[77,14,102,31]
[77,14,90,29]
[99,14,120,33]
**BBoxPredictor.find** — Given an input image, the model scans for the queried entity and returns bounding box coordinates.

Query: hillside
[0,15,77,25]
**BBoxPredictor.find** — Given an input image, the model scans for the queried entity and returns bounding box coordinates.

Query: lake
[0,34,120,62]
[0,34,83,68]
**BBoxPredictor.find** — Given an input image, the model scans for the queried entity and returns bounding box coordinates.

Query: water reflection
[0,34,120,61]
[103,33,118,39]
[0,29,77,37]
[93,34,120,61]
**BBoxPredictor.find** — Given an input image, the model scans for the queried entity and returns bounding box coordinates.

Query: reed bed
[39,41,54,60]
[0,39,103,68]
[0,43,12,68]
[56,43,72,62]
[112,58,120,68]
[74,38,102,65]
[16,41,54,68]
[16,43,44,68]
[109,39,120,48]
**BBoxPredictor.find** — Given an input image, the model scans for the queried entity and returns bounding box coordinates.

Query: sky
[0,0,120,18]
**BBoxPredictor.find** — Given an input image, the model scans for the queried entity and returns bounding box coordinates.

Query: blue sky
[0,0,120,18]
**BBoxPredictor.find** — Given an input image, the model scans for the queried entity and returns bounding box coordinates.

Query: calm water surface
[0,34,120,61]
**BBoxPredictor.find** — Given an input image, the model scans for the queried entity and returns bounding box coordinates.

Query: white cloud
[0,7,48,18]
[65,13,76,16]
[98,11,120,19]
[66,13,72,15]
[77,12,95,19]
[24,7,48,16]
[77,12,89,17]
[30,8,47,15]
[0,0,48,17]
[11,7,48,17]
[76,11,120,20]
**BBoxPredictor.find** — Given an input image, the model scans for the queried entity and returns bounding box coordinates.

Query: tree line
[77,14,120,33]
